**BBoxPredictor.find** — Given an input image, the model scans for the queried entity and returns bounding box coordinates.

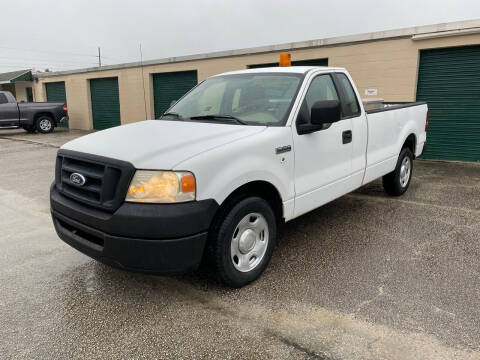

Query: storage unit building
[249,58,328,68]
[416,45,480,162]
[90,77,121,130]
[33,19,480,162]
[45,81,68,127]
[152,71,198,119]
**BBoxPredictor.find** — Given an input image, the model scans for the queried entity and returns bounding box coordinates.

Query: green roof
[0,69,32,83]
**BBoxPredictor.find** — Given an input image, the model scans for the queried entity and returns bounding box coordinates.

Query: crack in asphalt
[0,136,61,148]
[274,334,337,360]
[162,277,336,358]
[162,277,480,360]
[347,193,480,215]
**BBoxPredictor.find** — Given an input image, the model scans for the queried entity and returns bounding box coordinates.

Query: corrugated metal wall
[90,77,121,130]
[417,45,480,162]
[152,71,198,119]
[45,82,68,128]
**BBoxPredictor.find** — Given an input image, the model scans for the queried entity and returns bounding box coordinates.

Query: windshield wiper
[160,112,184,120]
[189,114,247,125]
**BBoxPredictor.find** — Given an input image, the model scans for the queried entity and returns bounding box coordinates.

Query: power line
[0,64,34,69]
[0,59,98,67]
[0,45,99,58]
[139,43,148,120]
[0,60,96,70]
[0,62,97,70]
[0,64,68,71]
[0,55,99,66]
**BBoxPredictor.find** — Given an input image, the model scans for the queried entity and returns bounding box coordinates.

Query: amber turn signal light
[181,173,196,193]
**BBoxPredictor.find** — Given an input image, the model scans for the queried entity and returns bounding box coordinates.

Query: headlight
[126,170,195,203]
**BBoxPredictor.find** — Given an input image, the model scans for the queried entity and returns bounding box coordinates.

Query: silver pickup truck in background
[0,91,68,133]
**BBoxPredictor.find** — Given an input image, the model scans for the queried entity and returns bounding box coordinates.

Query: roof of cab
[215,66,346,76]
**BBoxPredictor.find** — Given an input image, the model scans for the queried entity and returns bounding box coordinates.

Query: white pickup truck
[50,67,428,287]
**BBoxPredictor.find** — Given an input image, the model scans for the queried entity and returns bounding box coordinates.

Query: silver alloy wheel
[230,212,269,272]
[39,118,52,132]
[399,156,411,187]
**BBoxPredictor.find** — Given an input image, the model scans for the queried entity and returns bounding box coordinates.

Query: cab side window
[0,93,8,104]
[305,75,339,114]
[296,75,339,129]
[336,73,360,116]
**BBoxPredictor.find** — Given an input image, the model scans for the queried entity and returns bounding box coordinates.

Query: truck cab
[50,67,428,287]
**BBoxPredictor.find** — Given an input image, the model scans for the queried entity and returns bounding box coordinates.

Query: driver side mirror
[297,100,341,135]
[311,100,341,125]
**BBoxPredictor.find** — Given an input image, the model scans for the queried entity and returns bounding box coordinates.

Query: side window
[0,93,8,104]
[304,75,339,114]
[337,73,360,116]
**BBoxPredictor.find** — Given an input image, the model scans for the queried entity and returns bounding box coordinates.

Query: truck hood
[61,120,266,169]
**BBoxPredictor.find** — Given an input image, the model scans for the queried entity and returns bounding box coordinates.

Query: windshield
[162,73,303,126]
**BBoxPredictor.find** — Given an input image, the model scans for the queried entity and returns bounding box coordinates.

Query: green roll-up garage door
[248,58,328,68]
[90,77,121,130]
[417,46,480,162]
[45,82,68,128]
[153,71,197,119]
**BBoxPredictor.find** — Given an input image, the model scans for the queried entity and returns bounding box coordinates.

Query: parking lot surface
[1,128,479,360]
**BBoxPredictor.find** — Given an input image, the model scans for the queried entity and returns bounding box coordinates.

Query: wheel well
[34,112,54,123]
[402,134,416,156]
[217,181,284,224]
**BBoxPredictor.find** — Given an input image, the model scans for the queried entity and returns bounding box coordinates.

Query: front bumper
[50,184,219,274]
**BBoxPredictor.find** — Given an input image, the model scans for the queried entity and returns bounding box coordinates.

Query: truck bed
[363,101,428,184]
[366,101,427,114]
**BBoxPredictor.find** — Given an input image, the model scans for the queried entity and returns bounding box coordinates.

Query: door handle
[342,130,352,144]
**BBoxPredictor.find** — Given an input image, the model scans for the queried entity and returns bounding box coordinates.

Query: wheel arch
[401,133,416,157]
[34,112,55,124]
[213,180,284,227]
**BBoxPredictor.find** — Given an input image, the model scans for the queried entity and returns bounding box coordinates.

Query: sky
[0,0,480,73]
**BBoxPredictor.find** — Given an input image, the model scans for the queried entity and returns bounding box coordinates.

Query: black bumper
[50,184,219,274]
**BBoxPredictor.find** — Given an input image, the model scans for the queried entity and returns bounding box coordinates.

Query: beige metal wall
[34,33,480,130]
[13,82,32,102]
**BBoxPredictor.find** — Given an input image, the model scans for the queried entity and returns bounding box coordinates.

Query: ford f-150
[50,66,428,287]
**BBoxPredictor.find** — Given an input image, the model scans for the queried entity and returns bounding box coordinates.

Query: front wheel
[36,116,54,134]
[383,148,414,196]
[210,196,277,287]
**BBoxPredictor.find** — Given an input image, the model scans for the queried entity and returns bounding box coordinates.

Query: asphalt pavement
[0,128,479,359]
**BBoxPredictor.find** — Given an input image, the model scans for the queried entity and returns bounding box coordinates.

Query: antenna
[97,47,101,67]
[140,44,148,120]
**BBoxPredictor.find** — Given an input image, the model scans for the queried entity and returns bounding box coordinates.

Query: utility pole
[140,43,148,120]
[97,47,101,67]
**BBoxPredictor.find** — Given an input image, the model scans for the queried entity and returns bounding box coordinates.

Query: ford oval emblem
[70,172,86,186]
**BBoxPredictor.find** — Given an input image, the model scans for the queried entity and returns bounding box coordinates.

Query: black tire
[22,125,36,133]
[210,196,277,287]
[382,148,414,196]
[36,116,54,134]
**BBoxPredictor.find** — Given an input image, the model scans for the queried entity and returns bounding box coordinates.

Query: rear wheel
[36,116,54,134]
[383,148,413,196]
[210,196,276,287]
